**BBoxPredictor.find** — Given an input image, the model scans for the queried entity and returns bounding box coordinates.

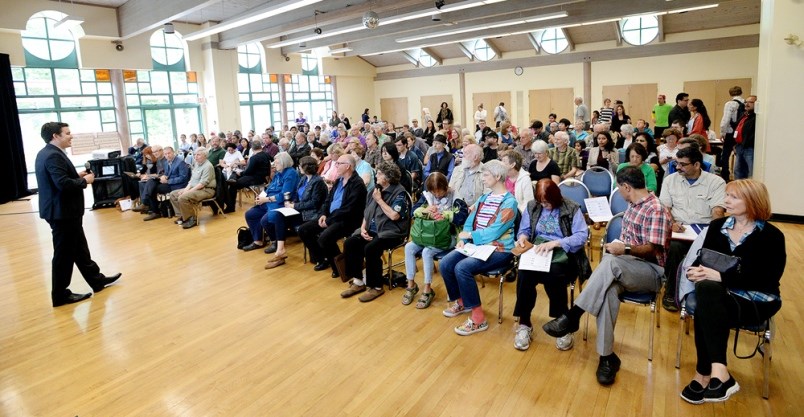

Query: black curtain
[0,53,31,204]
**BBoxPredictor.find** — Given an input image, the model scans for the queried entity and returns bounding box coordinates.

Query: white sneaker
[514,325,533,351]
[556,332,574,351]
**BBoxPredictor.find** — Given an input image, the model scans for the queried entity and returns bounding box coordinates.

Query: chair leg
[498,274,504,324]
[675,310,687,369]
[569,281,575,308]
[763,318,773,399]
[386,250,393,290]
[583,313,589,341]
[648,300,656,361]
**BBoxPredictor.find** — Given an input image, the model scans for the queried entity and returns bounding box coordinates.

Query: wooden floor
[1,190,802,417]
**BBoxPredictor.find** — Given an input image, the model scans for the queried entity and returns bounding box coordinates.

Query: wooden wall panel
[380,97,409,127]
[472,91,512,124]
[421,95,453,125]
[685,78,752,137]
[528,88,574,124]
[603,84,657,128]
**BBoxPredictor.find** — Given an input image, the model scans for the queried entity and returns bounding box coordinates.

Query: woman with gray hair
[616,124,635,149]
[339,161,411,303]
[438,160,518,336]
[527,140,561,184]
[242,152,299,252]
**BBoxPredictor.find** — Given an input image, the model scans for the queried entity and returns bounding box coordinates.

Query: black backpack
[729,99,746,129]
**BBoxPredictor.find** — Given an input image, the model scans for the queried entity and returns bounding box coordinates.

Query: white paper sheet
[118,198,132,211]
[584,196,613,223]
[519,248,553,272]
[672,224,703,241]
[272,207,300,216]
[455,243,496,261]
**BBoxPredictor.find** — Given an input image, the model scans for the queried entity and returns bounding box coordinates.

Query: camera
[314,27,322,35]
[435,0,445,10]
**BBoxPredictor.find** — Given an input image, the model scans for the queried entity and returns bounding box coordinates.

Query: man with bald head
[298,154,368,278]
[514,129,535,167]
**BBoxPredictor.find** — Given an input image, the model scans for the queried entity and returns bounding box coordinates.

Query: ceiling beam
[421,47,443,65]
[561,28,575,51]
[657,14,665,42]
[400,51,420,67]
[613,22,623,47]
[526,32,542,54]
[484,38,503,59]
[457,43,475,61]
[118,0,217,40]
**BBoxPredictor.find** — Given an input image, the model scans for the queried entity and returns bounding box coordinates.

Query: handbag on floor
[237,227,251,249]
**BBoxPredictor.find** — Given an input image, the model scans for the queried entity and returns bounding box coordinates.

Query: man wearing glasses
[658,146,726,311]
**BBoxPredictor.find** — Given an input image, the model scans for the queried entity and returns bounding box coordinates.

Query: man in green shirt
[652,94,673,139]
[206,136,226,167]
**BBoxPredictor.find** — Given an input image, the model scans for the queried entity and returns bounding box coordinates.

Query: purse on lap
[694,248,741,274]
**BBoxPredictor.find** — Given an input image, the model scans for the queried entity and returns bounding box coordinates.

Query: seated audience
[513,179,591,351]
[658,128,681,174]
[482,132,500,163]
[528,140,561,184]
[423,134,455,181]
[169,147,217,230]
[224,139,272,213]
[403,173,468,309]
[617,143,658,193]
[339,162,410,302]
[220,143,245,179]
[242,152,300,252]
[449,143,485,207]
[501,151,535,212]
[575,140,589,171]
[439,160,518,336]
[351,144,375,194]
[142,146,190,221]
[616,124,635,149]
[549,131,581,180]
[679,180,784,404]
[543,166,671,385]
[514,129,535,167]
[298,154,368,278]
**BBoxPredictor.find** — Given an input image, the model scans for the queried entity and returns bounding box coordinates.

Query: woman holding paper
[512,179,591,351]
[438,160,518,336]
[242,152,300,254]
[263,156,328,269]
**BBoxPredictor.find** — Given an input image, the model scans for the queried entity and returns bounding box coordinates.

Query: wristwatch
[624,244,632,255]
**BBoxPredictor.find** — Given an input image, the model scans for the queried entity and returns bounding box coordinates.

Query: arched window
[539,28,569,54]
[125,30,200,149]
[285,54,334,127]
[21,11,80,68]
[237,43,280,133]
[417,49,437,68]
[471,39,496,61]
[150,30,186,71]
[620,16,659,46]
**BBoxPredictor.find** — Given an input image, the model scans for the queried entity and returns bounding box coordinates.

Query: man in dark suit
[35,122,121,307]
[223,139,272,213]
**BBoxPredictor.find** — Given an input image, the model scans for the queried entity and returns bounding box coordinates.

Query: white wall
[756,0,803,216]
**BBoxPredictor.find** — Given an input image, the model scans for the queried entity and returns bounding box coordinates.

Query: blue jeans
[404,242,449,285]
[438,249,514,309]
[734,144,753,179]
[244,203,300,242]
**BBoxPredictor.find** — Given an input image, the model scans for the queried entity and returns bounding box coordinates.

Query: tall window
[237,43,280,133]
[285,55,334,127]
[16,11,115,178]
[620,16,659,46]
[125,30,201,149]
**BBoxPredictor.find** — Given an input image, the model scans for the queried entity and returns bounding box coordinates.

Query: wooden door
[528,88,574,124]
[421,95,454,125]
[603,84,657,127]
[380,97,409,127]
[529,89,552,124]
[550,88,575,122]
[685,78,752,137]
[473,91,511,124]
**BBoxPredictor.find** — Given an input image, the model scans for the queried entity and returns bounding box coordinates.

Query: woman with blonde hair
[680,179,785,404]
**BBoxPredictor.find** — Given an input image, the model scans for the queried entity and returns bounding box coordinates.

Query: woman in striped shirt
[438,160,518,336]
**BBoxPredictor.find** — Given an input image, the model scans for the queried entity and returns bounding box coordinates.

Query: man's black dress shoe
[542,314,579,338]
[91,273,122,293]
[313,262,329,271]
[331,270,340,279]
[242,242,265,252]
[53,292,91,307]
[263,243,278,254]
[596,353,621,385]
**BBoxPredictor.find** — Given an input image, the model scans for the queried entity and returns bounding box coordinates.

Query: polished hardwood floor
[1,190,802,417]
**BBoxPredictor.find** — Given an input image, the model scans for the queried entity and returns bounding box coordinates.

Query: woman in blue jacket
[242,152,299,255]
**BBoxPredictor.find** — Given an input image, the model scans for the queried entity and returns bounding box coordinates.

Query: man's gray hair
[482,159,509,183]
[620,124,634,135]
[342,154,357,168]
[554,131,569,143]
[195,147,209,157]
[251,139,263,150]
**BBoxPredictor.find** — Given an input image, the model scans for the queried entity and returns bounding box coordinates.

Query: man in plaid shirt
[543,166,671,386]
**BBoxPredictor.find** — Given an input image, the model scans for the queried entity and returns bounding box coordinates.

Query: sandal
[416,290,436,309]
[401,283,419,305]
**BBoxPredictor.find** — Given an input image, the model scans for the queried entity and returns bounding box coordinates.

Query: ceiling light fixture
[667,3,719,13]
[396,11,568,43]
[184,0,324,41]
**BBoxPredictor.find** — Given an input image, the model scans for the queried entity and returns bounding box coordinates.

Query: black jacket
[293,175,328,222]
[241,150,271,179]
[35,143,87,220]
[700,217,785,297]
[668,105,691,127]
[737,112,756,148]
[323,173,368,231]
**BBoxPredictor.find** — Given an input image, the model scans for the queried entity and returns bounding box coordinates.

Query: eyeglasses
[335,161,350,166]
[676,161,693,168]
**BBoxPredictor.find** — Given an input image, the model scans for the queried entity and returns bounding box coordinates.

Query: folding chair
[559,179,593,261]
[581,166,614,198]
[609,187,629,215]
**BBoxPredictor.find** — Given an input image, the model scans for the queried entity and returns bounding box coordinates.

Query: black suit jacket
[323,174,367,231]
[35,143,87,220]
[242,150,271,179]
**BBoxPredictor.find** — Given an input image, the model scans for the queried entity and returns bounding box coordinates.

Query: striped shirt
[475,193,505,229]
